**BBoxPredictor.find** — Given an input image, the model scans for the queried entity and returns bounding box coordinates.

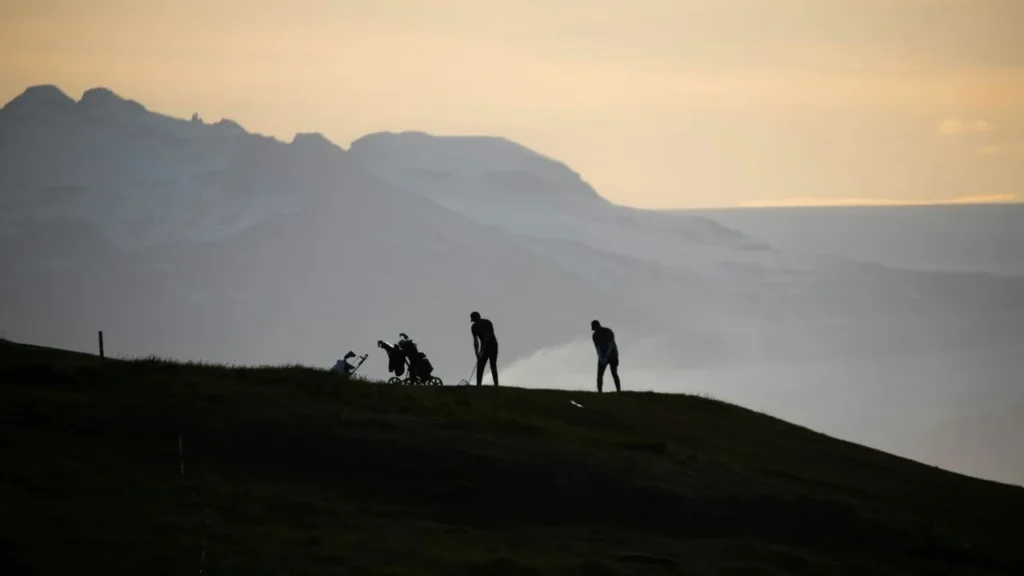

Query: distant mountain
[0,85,658,373]
[348,131,788,276]
[0,84,297,250]
[349,131,608,205]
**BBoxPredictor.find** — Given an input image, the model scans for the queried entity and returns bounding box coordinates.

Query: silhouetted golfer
[470,311,499,386]
[591,319,620,393]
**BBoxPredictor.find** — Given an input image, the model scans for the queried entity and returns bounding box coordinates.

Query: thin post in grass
[98,330,104,359]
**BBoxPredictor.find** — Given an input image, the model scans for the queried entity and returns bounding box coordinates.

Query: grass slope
[1,338,1022,575]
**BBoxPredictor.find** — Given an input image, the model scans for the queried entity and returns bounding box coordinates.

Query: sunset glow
[2,0,1022,208]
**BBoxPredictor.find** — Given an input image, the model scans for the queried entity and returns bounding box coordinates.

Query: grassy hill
[1,338,1022,575]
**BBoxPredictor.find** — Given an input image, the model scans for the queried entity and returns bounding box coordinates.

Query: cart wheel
[429,377,443,387]
[388,376,401,385]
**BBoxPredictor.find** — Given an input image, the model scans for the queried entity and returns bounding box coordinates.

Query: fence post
[98,330,104,359]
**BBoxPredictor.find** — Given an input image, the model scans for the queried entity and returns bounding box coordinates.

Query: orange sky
[2,0,1022,209]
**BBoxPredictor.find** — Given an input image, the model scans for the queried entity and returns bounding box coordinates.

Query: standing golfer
[470,311,499,386]
[591,319,621,393]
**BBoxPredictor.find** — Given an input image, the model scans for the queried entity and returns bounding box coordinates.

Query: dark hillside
[2,339,1021,575]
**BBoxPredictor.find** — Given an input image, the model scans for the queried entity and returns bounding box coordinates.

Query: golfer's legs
[597,361,606,393]
[476,346,498,386]
[489,347,499,386]
[609,362,621,392]
[476,355,486,386]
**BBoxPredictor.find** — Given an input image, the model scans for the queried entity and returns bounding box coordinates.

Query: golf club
[457,357,479,387]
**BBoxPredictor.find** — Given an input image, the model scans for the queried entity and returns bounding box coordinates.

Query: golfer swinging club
[591,319,621,393]
[470,311,499,386]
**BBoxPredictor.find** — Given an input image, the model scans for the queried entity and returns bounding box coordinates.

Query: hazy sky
[2,0,1023,209]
